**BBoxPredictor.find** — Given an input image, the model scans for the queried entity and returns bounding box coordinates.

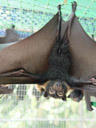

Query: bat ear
[44,91,48,97]
[41,88,45,93]
[62,95,67,101]
[67,94,70,98]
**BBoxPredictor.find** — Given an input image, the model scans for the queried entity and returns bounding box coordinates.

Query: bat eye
[49,87,55,94]
[57,91,64,97]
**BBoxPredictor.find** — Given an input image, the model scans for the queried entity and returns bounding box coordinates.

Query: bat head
[44,80,68,101]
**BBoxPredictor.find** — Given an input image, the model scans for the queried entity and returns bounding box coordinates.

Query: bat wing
[72,83,96,92]
[0,13,68,84]
[67,12,96,110]
[68,15,96,80]
[0,13,59,74]
[0,69,42,84]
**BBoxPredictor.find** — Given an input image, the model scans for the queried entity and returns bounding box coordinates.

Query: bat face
[46,81,68,100]
[49,82,64,97]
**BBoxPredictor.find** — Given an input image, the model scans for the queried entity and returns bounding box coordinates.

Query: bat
[0,84,13,94]
[0,25,20,44]
[25,2,96,110]
[0,2,95,111]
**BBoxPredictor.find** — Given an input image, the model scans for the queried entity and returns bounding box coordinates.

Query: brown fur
[35,81,50,92]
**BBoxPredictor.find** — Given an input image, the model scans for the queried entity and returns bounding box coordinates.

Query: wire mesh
[0,0,96,37]
[0,84,95,128]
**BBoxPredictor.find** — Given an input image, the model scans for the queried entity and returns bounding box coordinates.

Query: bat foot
[90,78,96,85]
[72,1,77,12]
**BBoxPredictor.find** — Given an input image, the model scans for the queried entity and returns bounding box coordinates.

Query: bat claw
[72,1,77,13]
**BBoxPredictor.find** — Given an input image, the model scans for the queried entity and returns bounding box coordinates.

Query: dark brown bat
[10,2,96,91]
[29,2,96,110]
[0,2,95,110]
[0,84,13,94]
[0,25,20,44]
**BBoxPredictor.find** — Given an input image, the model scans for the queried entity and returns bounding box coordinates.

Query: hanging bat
[0,2,95,110]
[0,4,94,87]
[0,84,13,94]
[33,2,96,110]
[0,25,20,44]
[5,2,95,92]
